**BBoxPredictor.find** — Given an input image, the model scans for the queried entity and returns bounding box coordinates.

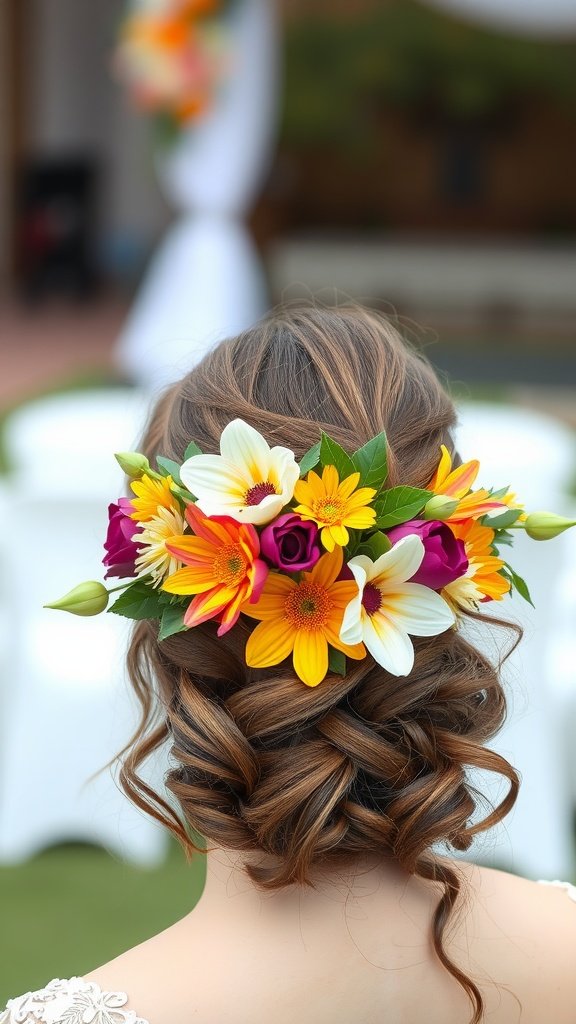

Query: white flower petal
[180,455,248,500]
[270,446,300,503]
[348,555,374,580]
[230,492,287,526]
[339,561,367,645]
[220,419,272,483]
[379,583,455,636]
[362,612,415,676]
[371,535,425,587]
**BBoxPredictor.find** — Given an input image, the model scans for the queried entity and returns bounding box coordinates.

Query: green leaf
[299,441,321,478]
[170,483,196,504]
[108,580,164,620]
[357,531,392,560]
[494,530,514,547]
[374,487,431,528]
[156,456,182,484]
[344,527,361,558]
[503,563,535,607]
[158,604,188,642]
[319,432,356,480]
[184,440,203,460]
[351,432,389,490]
[328,646,346,676]
[490,485,511,500]
[482,508,522,530]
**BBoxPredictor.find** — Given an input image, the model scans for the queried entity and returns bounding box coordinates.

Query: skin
[82,845,576,1024]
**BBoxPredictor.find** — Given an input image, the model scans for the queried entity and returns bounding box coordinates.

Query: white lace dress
[2,880,576,1024]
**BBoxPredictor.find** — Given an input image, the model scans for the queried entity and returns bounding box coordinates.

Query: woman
[3,306,576,1024]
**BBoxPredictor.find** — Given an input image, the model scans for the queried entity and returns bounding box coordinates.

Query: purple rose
[386,519,468,590]
[102,498,142,579]
[260,513,321,572]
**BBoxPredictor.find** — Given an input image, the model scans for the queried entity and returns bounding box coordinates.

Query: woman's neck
[198,845,418,922]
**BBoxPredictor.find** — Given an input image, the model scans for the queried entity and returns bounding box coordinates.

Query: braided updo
[119,306,520,1024]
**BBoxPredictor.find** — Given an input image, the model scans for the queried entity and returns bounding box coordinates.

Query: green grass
[0,837,205,1004]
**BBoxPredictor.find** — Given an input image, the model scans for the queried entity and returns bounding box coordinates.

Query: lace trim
[0,977,150,1024]
[537,878,576,902]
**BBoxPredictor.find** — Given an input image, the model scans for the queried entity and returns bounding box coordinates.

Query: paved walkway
[0,299,126,412]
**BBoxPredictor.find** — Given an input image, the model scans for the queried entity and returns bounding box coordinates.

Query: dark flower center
[362,583,382,615]
[245,481,277,506]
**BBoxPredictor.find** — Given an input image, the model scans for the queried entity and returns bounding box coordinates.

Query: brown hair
[118,306,520,1023]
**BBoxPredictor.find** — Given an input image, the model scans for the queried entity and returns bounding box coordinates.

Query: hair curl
[116,306,521,1024]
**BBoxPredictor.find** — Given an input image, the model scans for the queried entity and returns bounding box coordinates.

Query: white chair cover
[0,390,170,866]
[452,402,576,879]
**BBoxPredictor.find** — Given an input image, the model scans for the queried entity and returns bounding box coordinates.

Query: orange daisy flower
[243,546,366,687]
[293,465,377,552]
[162,502,268,636]
[428,445,505,523]
[442,519,510,612]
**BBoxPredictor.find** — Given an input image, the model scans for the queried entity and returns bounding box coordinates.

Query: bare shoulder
[443,857,576,1023]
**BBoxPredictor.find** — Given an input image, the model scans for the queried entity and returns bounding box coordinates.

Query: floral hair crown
[47,419,576,688]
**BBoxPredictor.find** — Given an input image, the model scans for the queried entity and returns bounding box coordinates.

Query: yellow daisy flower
[129,474,178,523]
[243,545,365,687]
[293,465,376,552]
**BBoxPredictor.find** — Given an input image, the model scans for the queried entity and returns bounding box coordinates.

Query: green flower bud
[114,451,151,479]
[523,512,576,541]
[44,581,110,617]
[422,494,459,521]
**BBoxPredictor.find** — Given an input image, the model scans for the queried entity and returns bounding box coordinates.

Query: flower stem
[106,580,135,594]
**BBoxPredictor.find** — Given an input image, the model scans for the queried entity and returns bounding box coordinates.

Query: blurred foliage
[282,0,576,148]
[0,837,204,1004]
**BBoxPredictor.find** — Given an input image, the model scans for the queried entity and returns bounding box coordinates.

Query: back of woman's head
[121,305,520,1024]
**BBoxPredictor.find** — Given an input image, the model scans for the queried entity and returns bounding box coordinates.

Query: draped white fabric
[116,0,280,391]
[424,0,576,37]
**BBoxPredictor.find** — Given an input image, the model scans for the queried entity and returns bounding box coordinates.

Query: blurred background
[1,0,576,1003]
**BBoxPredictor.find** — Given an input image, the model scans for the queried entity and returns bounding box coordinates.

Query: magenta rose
[102,498,142,579]
[260,513,321,572]
[386,519,468,590]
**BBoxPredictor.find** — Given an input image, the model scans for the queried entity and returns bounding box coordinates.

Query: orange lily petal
[427,444,452,492]
[217,582,250,636]
[183,584,237,626]
[164,535,216,563]
[162,566,216,595]
[185,502,235,545]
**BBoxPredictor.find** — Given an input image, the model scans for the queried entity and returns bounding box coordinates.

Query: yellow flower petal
[329,523,349,547]
[337,472,361,499]
[323,623,366,661]
[345,509,377,529]
[321,464,340,494]
[427,444,452,492]
[245,618,295,668]
[309,546,343,588]
[321,526,336,551]
[293,630,328,687]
